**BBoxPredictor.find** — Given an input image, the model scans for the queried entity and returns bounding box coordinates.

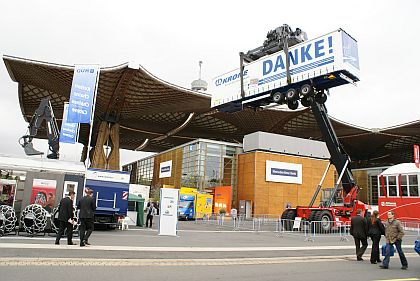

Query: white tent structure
[0,154,85,175]
[380,163,420,176]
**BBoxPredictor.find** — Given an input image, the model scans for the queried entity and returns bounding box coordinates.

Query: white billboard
[159,160,172,178]
[266,160,302,184]
[158,188,179,236]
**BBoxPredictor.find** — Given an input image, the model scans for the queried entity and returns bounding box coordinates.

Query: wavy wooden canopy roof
[3,55,419,168]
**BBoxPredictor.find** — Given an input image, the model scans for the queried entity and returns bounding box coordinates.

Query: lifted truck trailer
[210,26,367,231]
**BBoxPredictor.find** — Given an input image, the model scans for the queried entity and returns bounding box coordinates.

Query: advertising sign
[59,103,79,144]
[266,160,302,184]
[0,179,16,207]
[67,65,100,124]
[30,179,57,213]
[414,145,419,168]
[86,169,130,183]
[158,188,179,236]
[159,160,173,178]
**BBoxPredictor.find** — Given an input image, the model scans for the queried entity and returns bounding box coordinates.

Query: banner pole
[84,66,101,169]
[75,122,80,163]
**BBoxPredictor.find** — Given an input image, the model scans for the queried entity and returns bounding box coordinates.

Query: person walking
[145,202,157,228]
[350,209,368,261]
[367,210,384,264]
[55,191,76,245]
[77,188,96,247]
[380,211,408,270]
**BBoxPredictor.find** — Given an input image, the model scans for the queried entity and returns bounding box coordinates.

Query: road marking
[372,279,419,281]
[0,255,352,266]
[0,243,417,252]
[0,243,360,252]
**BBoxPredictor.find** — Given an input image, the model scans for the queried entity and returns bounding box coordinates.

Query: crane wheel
[272,92,283,103]
[287,100,299,110]
[308,210,318,222]
[286,88,299,101]
[312,210,333,233]
[300,96,313,107]
[315,91,327,104]
[300,84,313,97]
[281,209,297,231]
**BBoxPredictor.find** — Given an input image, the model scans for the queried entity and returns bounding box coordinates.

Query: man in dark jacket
[77,188,96,247]
[55,191,76,245]
[350,209,368,261]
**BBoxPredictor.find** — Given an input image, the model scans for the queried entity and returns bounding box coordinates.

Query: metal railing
[401,221,420,237]
[192,213,355,242]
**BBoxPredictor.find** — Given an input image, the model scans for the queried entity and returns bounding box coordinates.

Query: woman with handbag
[367,210,384,264]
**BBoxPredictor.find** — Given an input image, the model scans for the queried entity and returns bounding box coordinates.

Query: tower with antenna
[191,61,208,91]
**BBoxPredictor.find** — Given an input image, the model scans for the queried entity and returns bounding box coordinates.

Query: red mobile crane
[240,24,368,231]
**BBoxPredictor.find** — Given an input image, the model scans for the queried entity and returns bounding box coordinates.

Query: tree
[149,183,161,202]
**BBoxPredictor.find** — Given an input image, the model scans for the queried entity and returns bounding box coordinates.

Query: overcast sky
[1,0,419,166]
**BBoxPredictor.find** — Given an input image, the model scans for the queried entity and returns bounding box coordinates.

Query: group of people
[54,189,96,247]
[54,190,158,245]
[350,209,408,270]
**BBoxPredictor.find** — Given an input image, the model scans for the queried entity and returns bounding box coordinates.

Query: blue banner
[67,65,100,124]
[59,103,78,144]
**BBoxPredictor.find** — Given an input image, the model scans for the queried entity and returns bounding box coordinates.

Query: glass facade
[123,157,154,186]
[123,139,242,194]
[353,167,387,205]
[368,168,387,205]
[180,141,240,190]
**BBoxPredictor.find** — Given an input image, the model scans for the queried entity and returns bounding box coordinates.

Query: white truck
[210,28,360,112]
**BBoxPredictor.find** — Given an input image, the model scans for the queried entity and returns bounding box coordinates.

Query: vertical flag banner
[59,103,78,144]
[414,144,419,168]
[67,65,100,123]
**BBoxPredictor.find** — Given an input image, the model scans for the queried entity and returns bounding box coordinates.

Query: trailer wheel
[300,84,313,97]
[300,96,313,107]
[272,92,283,103]
[287,100,299,110]
[313,210,333,233]
[315,91,327,104]
[286,88,298,101]
[281,209,297,231]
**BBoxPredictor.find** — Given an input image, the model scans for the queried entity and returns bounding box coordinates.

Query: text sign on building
[67,65,100,124]
[159,160,173,178]
[266,160,302,184]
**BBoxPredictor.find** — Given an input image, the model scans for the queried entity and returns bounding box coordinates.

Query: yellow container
[195,194,213,219]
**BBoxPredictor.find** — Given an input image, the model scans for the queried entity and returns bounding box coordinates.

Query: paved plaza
[0,221,418,281]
